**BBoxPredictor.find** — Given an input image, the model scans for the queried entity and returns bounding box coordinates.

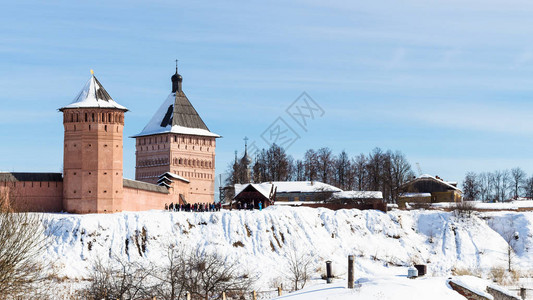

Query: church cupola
[171,61,183,93]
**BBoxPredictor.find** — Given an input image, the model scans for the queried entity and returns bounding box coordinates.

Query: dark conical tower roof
[132,67,219,138]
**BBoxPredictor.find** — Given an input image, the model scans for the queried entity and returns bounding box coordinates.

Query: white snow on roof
[415,174,461,191]
[60,75,127,111]
[160,172,189,183]
[234,183,273,199]
[449,276,494,299]
[331,191,383,199]
[269,181,342,193]
[131,93,220,138]
[400,192,432,198]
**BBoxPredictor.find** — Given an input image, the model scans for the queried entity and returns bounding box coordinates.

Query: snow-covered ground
[36,206,533,298]
[271,277,466,300]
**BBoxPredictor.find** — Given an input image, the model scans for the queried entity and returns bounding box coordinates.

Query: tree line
[228,145,415,202]
[462,167,533,202]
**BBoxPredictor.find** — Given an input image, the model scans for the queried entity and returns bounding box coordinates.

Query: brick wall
[1,181,63,212]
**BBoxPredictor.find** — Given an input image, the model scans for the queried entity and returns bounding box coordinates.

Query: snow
[399,192,432,198]
[234,183,274,199]
[33,206,533,298]
[161,172,189,183]
[60,75,127,111]
[331,191,383,199]
[416,174,461,191]
[270,181,342,193]
[234,181,341,199]
[272,277,465,300]
[132,92,220,138]
[431,200,533,210]
[449,276,494,299]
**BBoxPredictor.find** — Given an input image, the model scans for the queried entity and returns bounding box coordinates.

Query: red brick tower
[60,72,128,213]
[132,66,219,204]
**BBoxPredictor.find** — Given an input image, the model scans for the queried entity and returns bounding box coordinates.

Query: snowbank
[34,207,533,298]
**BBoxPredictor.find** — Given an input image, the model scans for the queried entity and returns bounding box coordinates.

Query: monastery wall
[0,181,63,212]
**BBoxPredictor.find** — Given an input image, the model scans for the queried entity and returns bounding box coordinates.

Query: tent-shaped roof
[132,71,219,138]
[60,74,127,111]
[158,172,190,183]
[234,183,274,200]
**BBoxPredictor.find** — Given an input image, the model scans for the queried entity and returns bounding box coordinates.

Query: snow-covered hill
[37,206,533,298]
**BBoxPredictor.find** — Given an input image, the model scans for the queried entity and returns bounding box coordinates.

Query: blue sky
[2,0,533,186]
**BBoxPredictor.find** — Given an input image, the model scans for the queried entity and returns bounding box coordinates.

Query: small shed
[232,183,274,209]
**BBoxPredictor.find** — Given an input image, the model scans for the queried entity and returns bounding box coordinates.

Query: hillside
[37,206,533,298]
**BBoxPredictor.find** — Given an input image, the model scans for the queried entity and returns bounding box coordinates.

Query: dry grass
[489,266,520,285]
[451,267,481,277]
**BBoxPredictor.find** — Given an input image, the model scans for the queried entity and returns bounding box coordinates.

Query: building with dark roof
[132,65,219,204]
[397,174,463,208]
[2,68,219,213]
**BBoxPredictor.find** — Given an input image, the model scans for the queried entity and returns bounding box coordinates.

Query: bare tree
[317,147,334,184]
[492,170,510,202]
[502,220,519,272]
[333,151,351,190]
[478,172,493,202]
[304,149,319,181]
[462,172,480,201]
[525,176,533,198]
[389,151,414,203]
[511,167,526,199]
[352,154,367,191]
[151,245,188,300]
[83,254,153,300]
[286,245,313,291]
[366,148,385,193]
[0,194,50,298]
[182,248,255,300]
[252,144,293,182]
[294,160,305,181]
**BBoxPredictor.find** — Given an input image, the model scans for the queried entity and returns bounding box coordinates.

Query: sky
[2,0,533,188]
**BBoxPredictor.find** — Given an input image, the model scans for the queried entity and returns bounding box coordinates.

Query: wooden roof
[0,172,62,182]
[172,91,210,130]
[123,179,169,194]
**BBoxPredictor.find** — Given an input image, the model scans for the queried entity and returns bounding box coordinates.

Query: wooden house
[398,174,462,208]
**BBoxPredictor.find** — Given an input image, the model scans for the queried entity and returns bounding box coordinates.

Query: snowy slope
[36,207,533,298]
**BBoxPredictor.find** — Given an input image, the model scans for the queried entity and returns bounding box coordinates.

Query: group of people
[234,201,263,211]
[164,202,221,212]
